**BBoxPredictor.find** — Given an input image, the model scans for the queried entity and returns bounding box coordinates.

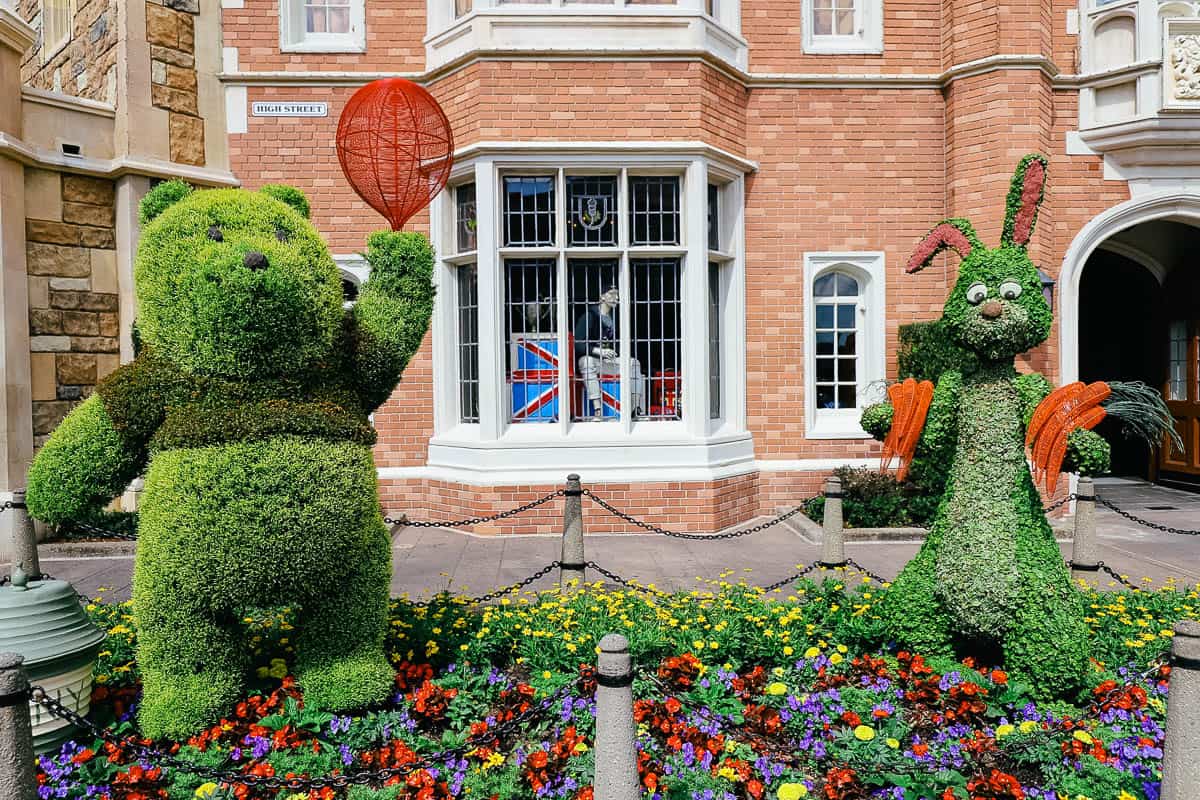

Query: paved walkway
[10,477,1199,602]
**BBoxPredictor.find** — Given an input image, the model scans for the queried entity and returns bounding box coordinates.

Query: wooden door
[1161,271,1200,478]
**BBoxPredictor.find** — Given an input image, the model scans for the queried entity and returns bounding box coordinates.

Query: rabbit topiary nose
[981,300,1002,319]
[243,251,268,271]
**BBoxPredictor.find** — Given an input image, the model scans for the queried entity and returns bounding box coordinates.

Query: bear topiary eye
[965,283,988,305]
[207,225,223,242]
[999,281,1022,300]
[274,226,291,242]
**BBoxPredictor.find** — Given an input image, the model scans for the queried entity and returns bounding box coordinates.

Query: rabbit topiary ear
[906,218,981,273]
[1002,153,1047,248]
[260,184,311,219]
[139,179,193,225]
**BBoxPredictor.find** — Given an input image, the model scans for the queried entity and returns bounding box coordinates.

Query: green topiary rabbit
[862,155,1103,699]
[25,180,434,738]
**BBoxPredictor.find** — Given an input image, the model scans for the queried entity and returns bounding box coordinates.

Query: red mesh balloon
[335,78,454,230]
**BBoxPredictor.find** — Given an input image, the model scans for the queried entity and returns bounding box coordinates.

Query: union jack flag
[511,336,561,421]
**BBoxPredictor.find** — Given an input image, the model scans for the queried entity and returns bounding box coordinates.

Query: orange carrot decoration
[880,377,935,481]
[1027,380,1110,492]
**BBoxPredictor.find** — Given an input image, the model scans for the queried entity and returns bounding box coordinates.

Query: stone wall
[24,170,120,448]
[147,0,205,166]
[18,0,119,104]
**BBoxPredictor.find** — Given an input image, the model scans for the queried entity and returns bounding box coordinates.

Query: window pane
[812,8,833,35]
[568,259,620,421]
[633,258,683,420]
[629,176,680,246]
[813,274,836,297]
[707,183,720,251]
[815,305,834,329]
[837,331,855,356]
[817,385,835,408]
[505,259,558,423]
[835,273,859,295]
[457,265,480,423]
[816,358,835,382]
[838,357,856,382]
[567,176,617,247]
[455,0,472,16]
[456,183,477,253]
[504,177,556,247]
[328,4,350,33]
[1169,320,1187,400]
[305,5,327,32]
[835,8,855,34]
[837,385,856,409]
[837,303,855,328]
[709,261,722,420]
[816,331,834,355]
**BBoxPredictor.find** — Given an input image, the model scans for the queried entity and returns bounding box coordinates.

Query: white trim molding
[802,252,886,440]
[1059,190,1200,384]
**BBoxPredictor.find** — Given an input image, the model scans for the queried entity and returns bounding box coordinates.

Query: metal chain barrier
[387,490,566,529]
[1042,493,1078,515]
[1096,495,1200,536]
[31,677,581,791]
[62,519,138,541]
[406,561,564,607]
[583,491,806,540]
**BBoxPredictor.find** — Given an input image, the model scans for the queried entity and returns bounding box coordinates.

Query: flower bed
[38,572,1194,800]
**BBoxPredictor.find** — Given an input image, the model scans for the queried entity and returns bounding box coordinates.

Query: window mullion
[682,158,709,437]
[557,250,570,435]
[619,251,633,434]
[476,160,504,440]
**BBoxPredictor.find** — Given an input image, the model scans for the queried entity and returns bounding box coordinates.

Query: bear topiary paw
[297,651,395,712]
[138,668,245,740]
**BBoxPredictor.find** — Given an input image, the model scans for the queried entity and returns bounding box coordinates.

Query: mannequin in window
[573,286,644,419]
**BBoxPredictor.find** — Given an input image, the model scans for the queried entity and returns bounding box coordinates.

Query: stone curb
[780,507,1074,543]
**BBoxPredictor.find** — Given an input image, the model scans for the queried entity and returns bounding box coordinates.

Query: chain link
[1041,493,1078,515]
[388,490,566,529]
[63,519,139,541]
[1095,496,1200,536]
[32,677,580,791]
[583,491,805,540]
[406,561,564,607]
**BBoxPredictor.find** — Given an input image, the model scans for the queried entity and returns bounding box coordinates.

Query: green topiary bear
[26,180,434,738]
[864,156,1100,699]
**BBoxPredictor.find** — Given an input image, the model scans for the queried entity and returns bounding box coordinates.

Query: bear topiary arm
[860,403,893,442]
[26,395,144,524]
[349,231,436,411]
[912,369,962,465]
[1063,428,1111,477]
[1014,372,1053,426]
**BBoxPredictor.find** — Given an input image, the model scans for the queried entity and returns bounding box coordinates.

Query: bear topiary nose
[243,251,268,271]
[981,300,1003,319]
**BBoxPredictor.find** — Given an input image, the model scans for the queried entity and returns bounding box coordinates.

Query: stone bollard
[560,475,586,594]
[9,490,39,580]
[594,633,639,800]
[820,476,846,566]
[1161,620,1200,800]
[0,653,37,800]
[1070,477,1099,584]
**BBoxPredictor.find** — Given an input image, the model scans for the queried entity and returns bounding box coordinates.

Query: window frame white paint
[800,0,882,54]
[425,145,754,483]
[280,0,366,53]
[802,252,886,440]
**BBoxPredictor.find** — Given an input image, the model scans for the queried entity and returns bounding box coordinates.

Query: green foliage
[1065,428,1111,476]
[258,184,311,219]
[26,396,141,525]
[138,179,193,225]
[804,466,936,529]
[134,436,393,738]
[134,187,343,379]
[152,399,377,450]
[859,403,892,440]
[897,319,979,382]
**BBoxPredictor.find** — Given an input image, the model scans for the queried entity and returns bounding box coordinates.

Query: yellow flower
[853,725,875,741]
[995,724,1015,738]
[693,640,706,650]
[195,784,219,798]
[574,742,588,754]
[885,738,900,749]
[1073,730,1094,745]
[783,646,794,656]
[483,752,505,769]
[804,646,820,659]
[829,653,844,666]
[1118,791,1138,800]
[777,783,808,800]
[709,641,719,649]
[765,682,788,696]
[1019,720,1038,734]
[717,766,739,781]
[268,658,288,679]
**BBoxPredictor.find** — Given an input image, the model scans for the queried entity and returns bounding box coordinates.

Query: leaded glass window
[568,260,621,421]
[1170,319,1188,401]
[708,261,722,420]
[707,183,720,251]
[456,183,477,252]
[813,271,861,410]
[633,258,683,420]
[457,265,479,423]
[505,258,558,423]
[629,176,680,246]
[504,177,555,247]
[567,176,618,247]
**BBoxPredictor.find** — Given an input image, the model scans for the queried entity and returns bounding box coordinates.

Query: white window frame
[41,0,74,63]
[280,0,366,53]
[424,146,754,483]
[800,0,882,54]
[803,252,886,440]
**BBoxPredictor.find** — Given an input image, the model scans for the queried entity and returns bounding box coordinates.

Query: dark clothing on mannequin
[573,306,616,360]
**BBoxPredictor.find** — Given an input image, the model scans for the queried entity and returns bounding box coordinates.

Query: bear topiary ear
[139,179,193,225]
[259,184,311,219]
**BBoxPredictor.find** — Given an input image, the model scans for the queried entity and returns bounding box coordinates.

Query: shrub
[804,465,935,528]
[896,319,979,383]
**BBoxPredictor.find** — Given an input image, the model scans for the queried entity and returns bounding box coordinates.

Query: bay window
[429,148,751,481]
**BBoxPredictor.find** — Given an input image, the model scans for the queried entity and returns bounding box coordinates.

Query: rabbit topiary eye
[999,281,1022,300]
[966,283,988,305]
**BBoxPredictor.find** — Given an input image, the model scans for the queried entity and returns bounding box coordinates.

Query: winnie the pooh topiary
[26,180,434,738]
[863,155,1175,699]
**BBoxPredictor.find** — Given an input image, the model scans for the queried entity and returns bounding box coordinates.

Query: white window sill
[425,9,748,71]
[802,36,882,55]
[805,411,871,440]
[281,37,367,53]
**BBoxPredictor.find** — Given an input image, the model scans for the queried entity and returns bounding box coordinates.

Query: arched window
[803,253,886,439]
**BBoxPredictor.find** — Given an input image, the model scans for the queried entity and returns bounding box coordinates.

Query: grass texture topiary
[26,183,435,739]
[862,155,1094,700]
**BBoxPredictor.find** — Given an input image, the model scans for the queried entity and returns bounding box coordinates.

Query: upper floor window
[281,0,365,52]
[803,253,886,438]
[41,0,74,62]
[801,0,882,54]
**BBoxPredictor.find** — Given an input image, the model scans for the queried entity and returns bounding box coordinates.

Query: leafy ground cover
[38,571,1193,800]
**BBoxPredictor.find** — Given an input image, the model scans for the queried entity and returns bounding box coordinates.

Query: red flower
[840,711,862,727]
[664,697,682,715]
[528,751,549,769]
[966,768,1024,800]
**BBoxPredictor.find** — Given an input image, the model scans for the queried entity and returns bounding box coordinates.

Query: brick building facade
[216,0,1200,531]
